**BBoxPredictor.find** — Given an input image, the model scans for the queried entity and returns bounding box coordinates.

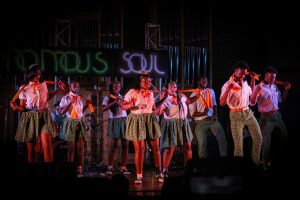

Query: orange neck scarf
[198,89,213,108]
[140,89,151,98]
[68,93,80,118]
[230,73,242,91]
[170,95,178,105]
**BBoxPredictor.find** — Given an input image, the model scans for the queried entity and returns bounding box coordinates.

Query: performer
[102,81,130,175]
[189,75,227,159]
[59,81,90,176]
[250,66,290,170]
[51,100,66,138]
[122,73,167,184]
[220,60,262,165]
[10,64,64,162]
[157,81,200,181]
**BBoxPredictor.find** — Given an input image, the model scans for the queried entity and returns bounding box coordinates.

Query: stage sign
[118,50,169,78]
[1,48,168,77]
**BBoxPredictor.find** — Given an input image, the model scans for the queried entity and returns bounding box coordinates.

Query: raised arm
[281,82,291,102]
[10,99,26,112]
[48,81,67,101]
[185,91,201,105]
[250,84,261,105]
[220,82,233,106]
[102,97,122,112]
[59,97,74,115]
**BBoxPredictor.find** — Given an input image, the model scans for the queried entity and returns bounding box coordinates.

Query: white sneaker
[155,171,164,179]
[135,174,143,184]
[120,167,131,175]
[134,178,143,184]
[77,174,84,178]
[158,177,164,183]
[106,165,113,175]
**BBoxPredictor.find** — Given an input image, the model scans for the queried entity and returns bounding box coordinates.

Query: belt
[24,108,47,112]
[261,110,278,114]
[230,107,249,112]
[202,117,212,121]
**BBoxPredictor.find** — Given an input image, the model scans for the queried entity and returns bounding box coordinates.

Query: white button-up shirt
[189,88,216,120]
[255,82,281,113]
[220,78,253,109]
[102,95,127,118]
[161,95,188,120]
[60,92,84,119]
[124,89,155,114]
[19,81,48,110]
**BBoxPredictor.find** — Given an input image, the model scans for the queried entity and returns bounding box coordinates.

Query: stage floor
[83,165,186,197]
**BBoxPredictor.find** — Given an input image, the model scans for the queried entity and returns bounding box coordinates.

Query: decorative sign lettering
[1,48,168,77]
[2,48,114,76]
[118,50,168,78]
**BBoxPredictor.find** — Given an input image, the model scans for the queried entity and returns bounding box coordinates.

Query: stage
[0,156,294,200]
[83,164,189,197]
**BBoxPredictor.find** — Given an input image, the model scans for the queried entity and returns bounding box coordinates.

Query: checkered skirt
[160,117,193,148]
[15,109,55,143]
[125,113,161,141]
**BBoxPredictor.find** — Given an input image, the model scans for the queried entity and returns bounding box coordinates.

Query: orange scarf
[171,95,178,105]
[140,89,151,98]
[30,81,43,108]
[131,89,152,106]
[68,94,80,118]
[230,73,241,91]
[198,89,213,108]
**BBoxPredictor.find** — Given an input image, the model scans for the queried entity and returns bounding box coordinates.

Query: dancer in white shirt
[220,60,262,165]
[10,64,64,162]
[250,66,290,170]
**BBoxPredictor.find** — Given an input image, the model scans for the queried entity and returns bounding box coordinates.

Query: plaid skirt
[60,117,87,142]
[125,113,161,141]
[108,117,126,139]
[15,109,55,143]
[160,118,193,148]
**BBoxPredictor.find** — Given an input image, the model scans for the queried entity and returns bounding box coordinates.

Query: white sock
[137,173,143,179]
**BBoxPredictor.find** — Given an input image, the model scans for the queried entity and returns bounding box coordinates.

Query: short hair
[263,66,278,75]
[199,74,207,80]
[233,60,249,70]
[24,64,43,83]
[109,81,121,94]
[139,73,151,80]
[168,81,177,88]
[70,80,79,86]
[134,72,152,89]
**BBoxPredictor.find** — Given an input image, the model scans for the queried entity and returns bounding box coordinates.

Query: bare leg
[162,147,175,170]
[76,137,85,175]
[120,139,129,167]
[41,133,53,162]
[26,143,35,163]
[183,142,192,166]
[108,138,119,166]
[67,141,75,162]
[149,138,162,169]
[132,140,145,174]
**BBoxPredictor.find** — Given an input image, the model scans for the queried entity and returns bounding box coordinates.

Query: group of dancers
[10,60,291,183]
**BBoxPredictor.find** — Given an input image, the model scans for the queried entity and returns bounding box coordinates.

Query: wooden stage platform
[84,168,167,197]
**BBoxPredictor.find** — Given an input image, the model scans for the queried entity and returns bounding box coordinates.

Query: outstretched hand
[10,101,17,111]
[284,82,291,90]
[116,98,123,106]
